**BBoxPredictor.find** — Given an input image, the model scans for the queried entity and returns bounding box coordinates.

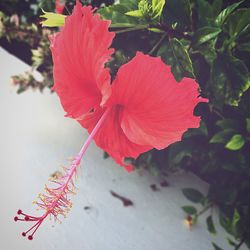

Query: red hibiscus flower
[51,1,207,171]
[15,0,208,240]
[55,0,66,14]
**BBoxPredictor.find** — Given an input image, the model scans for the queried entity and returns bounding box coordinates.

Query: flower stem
[197,203,213,216]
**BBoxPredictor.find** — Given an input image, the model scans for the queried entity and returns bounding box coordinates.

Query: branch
[235,237,245,250]
[149,24,192,40]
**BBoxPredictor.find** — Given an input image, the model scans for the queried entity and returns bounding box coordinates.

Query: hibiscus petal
[55,0,66,14]
[109,52,208,150]
[50,2,115,119]
[79,106,151,171]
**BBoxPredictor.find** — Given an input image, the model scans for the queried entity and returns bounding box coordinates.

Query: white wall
[0,47,247,250]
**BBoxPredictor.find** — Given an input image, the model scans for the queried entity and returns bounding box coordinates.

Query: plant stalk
[148,33,167,55]
[114,24,149,34]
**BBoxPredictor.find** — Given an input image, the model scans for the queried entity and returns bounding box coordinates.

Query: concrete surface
[0,47,246,250]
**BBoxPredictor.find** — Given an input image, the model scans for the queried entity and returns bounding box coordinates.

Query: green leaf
[237,23,250,52]
[192,26,221,47]
[210,53,250,107]
[227,238,237,247]
[162,0,192,30]
[225,134,245,150]
[126,0,166,20]
[221,152,246,173]
[238,42,250,52]
[137,0,151,18]
[119,0,138,9]
[206,215,217,235]
[182,188,205,204]
[98,2,141,28]
[184,121,208,139]
[158,38,194,81]
[148,27,164,33]
[31,49,43,68]
[216,119,240,131]
[196,0,214,27]
[167,141,194,168]
[149,163,160,176]
[125,10,143,17]
[223,8,250,38]
[209,129,235,144]
[232,209,240,228]
[219,211,233,234]
[152,0,165,19]
[246,118,250,132]
[194,42,217,65]
[215,1,244,26]
[40,10,66,27]
[182,206,197,215]
[211,0,223,17]
[212,242,224,250]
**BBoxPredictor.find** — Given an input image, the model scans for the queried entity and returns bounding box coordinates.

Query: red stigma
[15,208,45,240]
[28,235,33,240]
